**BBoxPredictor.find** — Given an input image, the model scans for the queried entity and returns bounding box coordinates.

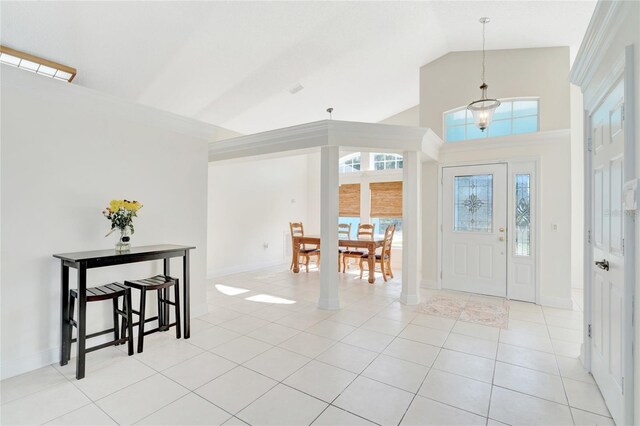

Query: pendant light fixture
[467,17,500,132]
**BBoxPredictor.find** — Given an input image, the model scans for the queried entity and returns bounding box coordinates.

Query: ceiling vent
[288,83,304,94]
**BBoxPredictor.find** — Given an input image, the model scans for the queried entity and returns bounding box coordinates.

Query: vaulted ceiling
[1,1,595,135]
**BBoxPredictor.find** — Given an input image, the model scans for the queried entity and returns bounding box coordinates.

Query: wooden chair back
[290,222,307,250]
[357,224,375,240]
[382,224,396,258]
[338,223,351,240]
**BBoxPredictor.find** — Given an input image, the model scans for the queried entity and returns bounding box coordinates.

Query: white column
[318,145,340,310]
[401,150,422,305]
[360,152,371,224]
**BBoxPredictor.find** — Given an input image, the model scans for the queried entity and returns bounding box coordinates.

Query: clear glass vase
[115,227,131,252]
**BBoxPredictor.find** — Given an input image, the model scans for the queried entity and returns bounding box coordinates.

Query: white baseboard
[207,259,287,279]
[421,279,437,289]
[539,295,573,309]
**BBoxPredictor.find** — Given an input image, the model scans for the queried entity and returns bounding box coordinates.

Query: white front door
[442,164,508,297]
[590,79,626,424]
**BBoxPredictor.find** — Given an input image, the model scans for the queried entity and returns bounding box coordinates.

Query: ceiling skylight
[0,45,76,82]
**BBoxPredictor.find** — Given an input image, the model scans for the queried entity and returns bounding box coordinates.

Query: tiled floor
[1,270,613,426]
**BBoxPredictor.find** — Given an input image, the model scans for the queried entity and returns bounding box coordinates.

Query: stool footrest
[70,328,116,342]
[85,338,130,354]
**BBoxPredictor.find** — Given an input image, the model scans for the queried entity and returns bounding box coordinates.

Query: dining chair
[338,223,352,272]
[289,222,320,272]
[341,223,375,272]
[360,224,395,282]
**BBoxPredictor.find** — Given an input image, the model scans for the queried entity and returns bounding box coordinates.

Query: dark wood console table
[53,244,194,379]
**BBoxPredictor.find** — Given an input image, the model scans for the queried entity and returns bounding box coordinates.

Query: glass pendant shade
[467,83,500,132]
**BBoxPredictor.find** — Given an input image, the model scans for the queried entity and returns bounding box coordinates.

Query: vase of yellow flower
[103,199,143,252]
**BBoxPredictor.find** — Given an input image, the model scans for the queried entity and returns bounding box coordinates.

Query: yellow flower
[108,199,142,212]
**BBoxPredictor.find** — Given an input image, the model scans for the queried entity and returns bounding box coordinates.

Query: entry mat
[415,295,509,328]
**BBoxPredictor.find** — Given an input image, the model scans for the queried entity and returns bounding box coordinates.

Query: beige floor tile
[195,366,277,414]
[433,349,495,383]
[96,374,188,425]
[136,393,232,425]
[489,386,573,426]
[563,377,610,417]
[237,384,328,426]
[383,337,440,366]
[279,332,336,358]
[1,381,91,425]
[443,333,498,359]
[243,347,310,381]
[398,324,449,347]
[334,376,413,426]
[1,365,68,405]
[419,369,491,416]
[211,336,273,363]
[315,342,378,374]
[497,343,559,375]
[162,352,237,390]
[341,328,395,352]
[362,354,429,393]
[494,361,567,404]
[400,395,486,426]
[45,404,116,425]
[284,360,356,402]
[311,405,375,425]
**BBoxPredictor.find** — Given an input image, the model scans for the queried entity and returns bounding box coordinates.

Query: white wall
[420,47,571,138]
[379,105,420,127]
[570,84,585,289]
[0,67,227,379]
[207,154,312,277]
[422,131,574,308]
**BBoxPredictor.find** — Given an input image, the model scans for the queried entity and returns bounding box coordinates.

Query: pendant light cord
[481,20,486,85]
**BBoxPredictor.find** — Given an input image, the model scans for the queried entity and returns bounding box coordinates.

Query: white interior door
[590,79,626,424]
[442,164,507,297]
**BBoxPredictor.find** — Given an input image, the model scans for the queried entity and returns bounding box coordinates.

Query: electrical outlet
[263,242,269,249]
[551,223,558,232]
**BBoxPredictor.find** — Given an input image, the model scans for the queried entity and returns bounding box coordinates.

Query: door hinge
[621,376,625,394]
[621,104,625,122]
[587,137,593,152]
[440,271,443,279]
[588,324,592,338]
[587,229,591,244]
[622,238,624,255]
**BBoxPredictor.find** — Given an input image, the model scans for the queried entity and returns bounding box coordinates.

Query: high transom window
[339,153,361,173]
[373,153,403,170]
[444,98,539,143]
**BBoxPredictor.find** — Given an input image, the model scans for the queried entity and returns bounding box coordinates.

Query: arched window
[372,153,403,170]
[443,98,539,142]
[339,153,361,173]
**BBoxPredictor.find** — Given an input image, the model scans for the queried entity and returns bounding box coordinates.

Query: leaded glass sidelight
[454,174,493,232]
[515,174,531,256]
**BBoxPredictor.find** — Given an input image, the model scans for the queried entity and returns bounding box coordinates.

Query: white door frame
[582,46,635,426]
[437,158,540,303]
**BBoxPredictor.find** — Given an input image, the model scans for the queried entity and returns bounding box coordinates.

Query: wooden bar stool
[124,275,181,353]
[65,282,134,375]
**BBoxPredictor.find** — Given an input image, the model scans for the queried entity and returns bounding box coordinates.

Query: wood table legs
[367,244,376,284]
[292,238,300,273]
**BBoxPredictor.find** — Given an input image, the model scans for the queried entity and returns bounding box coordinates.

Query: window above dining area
[339,152,403,174]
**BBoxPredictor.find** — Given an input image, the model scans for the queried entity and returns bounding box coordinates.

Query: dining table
[292,235,385,284]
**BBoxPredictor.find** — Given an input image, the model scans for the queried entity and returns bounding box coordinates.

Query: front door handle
[595,259,609,271]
